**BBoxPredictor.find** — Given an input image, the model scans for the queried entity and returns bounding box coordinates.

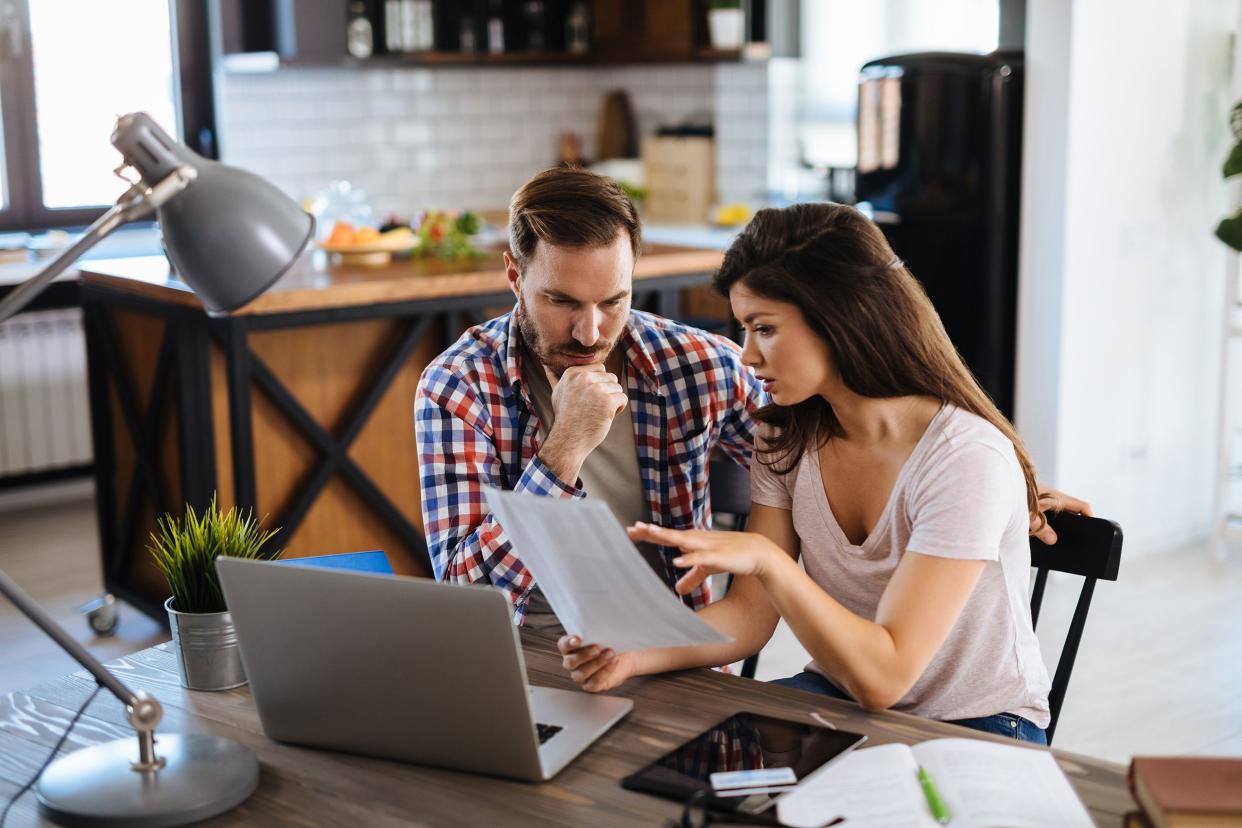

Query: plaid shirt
[416,308,764,624]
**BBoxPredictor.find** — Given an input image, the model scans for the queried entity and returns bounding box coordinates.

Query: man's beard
[516,293,617,378]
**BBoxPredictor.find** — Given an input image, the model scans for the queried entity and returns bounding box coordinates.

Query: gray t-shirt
[751,404,1051,726]
[520,353,655,630]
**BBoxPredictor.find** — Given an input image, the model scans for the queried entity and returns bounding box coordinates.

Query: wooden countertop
[77,243,725,317]
[0,632,1134,827]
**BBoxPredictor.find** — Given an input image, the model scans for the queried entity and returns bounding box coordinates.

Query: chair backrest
[708,457,758,678]
[708,456,751,531]
[1029,511,1123,744]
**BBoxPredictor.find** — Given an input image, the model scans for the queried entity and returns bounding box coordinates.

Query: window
[0,0,216,231]
[767,0,999,201]
[800,0,998,169]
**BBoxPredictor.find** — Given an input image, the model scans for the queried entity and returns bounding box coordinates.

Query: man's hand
[537,364,627,482]
[1031,486,1093,545]
[557,635,637,692]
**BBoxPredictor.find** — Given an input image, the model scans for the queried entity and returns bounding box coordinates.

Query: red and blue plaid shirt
[416,308,764,624]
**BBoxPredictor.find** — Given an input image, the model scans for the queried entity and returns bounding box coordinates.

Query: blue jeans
[771,671,1048,745]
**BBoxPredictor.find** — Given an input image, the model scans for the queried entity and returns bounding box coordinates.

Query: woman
[558,203,1089,744]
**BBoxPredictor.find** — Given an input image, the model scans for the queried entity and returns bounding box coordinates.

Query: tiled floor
[3,489,1241,765]
[0,487,165,697]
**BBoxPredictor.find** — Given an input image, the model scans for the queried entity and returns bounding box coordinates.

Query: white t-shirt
[751,404,1051,726]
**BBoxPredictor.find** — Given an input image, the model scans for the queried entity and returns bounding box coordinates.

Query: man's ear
[503,252,521,298]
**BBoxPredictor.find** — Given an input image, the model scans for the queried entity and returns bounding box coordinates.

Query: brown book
[1128,757,1242,828]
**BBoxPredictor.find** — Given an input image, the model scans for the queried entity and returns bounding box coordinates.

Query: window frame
[0,0,218,232]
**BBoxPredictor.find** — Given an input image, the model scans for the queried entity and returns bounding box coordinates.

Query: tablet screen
[622,712,866,816]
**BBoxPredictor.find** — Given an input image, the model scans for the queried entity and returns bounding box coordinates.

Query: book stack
[1126,757,1242,827]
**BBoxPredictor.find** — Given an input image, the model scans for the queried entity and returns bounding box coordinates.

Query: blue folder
[272,550,394,576]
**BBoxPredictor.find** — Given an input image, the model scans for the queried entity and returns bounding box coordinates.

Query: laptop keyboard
[536,723,563,744]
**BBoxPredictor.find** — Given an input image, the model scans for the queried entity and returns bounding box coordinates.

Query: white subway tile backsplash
[368,96,407,119]
[393,122,434,145]
[351,122,390,146]
[220,61,767,209]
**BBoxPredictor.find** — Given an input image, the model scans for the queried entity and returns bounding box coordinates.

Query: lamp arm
[0,166,197,325]
[0,568,169,769]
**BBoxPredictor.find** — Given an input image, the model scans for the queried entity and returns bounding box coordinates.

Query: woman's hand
[557,635,637,692]
[1032,486,1093,544]
[626,521,789,595]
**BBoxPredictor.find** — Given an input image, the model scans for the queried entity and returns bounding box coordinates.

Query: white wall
[1016,0,1236,553]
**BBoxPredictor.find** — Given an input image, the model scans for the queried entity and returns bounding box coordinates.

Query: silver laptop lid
[216,558,543,778]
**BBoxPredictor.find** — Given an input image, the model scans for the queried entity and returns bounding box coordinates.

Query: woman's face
[730,283,840,405]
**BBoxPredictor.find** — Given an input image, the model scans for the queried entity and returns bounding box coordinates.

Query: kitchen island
[77,244,728,620]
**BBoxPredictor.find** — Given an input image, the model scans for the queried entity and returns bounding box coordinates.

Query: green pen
[917,766,951,825]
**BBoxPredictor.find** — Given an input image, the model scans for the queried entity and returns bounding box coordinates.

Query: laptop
[215,557,633,781]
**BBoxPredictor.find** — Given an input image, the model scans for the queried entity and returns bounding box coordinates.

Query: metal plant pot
[164,597,247,691]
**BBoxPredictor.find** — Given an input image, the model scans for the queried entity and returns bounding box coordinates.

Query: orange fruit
[327,221,356,247]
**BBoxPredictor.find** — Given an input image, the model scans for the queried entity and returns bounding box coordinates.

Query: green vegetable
[454,210,481,236]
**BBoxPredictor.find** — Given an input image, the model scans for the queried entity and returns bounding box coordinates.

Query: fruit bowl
[318,226,416,265]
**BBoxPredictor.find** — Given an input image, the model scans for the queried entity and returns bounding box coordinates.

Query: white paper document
[483,487,731,652]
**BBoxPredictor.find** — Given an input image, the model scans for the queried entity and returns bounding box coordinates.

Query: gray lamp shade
[111,112,314,314]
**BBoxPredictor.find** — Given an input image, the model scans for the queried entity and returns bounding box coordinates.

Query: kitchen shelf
[363,49,591,67]
[350,48,760,69]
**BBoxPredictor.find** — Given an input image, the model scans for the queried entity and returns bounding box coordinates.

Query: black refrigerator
[854,51,1024,418]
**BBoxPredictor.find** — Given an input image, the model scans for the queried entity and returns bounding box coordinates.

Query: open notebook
[776,738,1093,828]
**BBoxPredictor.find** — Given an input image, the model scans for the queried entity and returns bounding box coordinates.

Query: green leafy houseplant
[1215,101,1242,251]
[148,498,280,614]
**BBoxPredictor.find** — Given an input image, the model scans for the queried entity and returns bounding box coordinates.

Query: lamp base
[36,733,258,827]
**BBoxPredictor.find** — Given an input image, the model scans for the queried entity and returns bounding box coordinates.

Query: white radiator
[0,309,93,476]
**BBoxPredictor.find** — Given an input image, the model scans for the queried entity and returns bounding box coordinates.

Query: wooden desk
[0,633,1133,826]
[76,246,728,620]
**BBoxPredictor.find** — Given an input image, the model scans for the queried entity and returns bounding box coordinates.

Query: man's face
[507,232,634,378]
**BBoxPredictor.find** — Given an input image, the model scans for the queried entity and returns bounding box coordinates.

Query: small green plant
[148,497,280,614]
[1216,101,1242,251]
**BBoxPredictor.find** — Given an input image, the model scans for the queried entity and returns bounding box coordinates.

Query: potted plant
[148,497,280,691]
[707,0,745,50]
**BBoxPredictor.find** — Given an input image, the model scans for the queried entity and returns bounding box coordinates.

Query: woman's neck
[826,392,942,446]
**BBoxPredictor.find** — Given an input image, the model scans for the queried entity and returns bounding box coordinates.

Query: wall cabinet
[215,0,768,70]
[216,0,350,66]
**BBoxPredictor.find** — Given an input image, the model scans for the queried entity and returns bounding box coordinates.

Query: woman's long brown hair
[714,203,1045,532]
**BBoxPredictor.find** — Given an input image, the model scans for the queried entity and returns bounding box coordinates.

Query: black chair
[708,457,759,678]
[1028,511,1124,744]
[708,456,750,532]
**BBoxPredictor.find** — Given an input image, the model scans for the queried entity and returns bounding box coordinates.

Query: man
[415,168,761,626]
[416,167,1086,629]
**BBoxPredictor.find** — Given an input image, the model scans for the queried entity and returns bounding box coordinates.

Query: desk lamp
[0,112,313,826]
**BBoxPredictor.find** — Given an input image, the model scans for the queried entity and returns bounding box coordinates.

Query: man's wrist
[537,431,587,484]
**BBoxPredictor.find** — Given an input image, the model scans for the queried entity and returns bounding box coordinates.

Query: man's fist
[537,363,627,482]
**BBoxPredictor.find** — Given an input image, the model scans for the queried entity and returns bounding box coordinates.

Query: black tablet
[621,711,866,817]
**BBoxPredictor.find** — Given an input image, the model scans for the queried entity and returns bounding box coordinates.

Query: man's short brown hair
[508,167,641,269]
